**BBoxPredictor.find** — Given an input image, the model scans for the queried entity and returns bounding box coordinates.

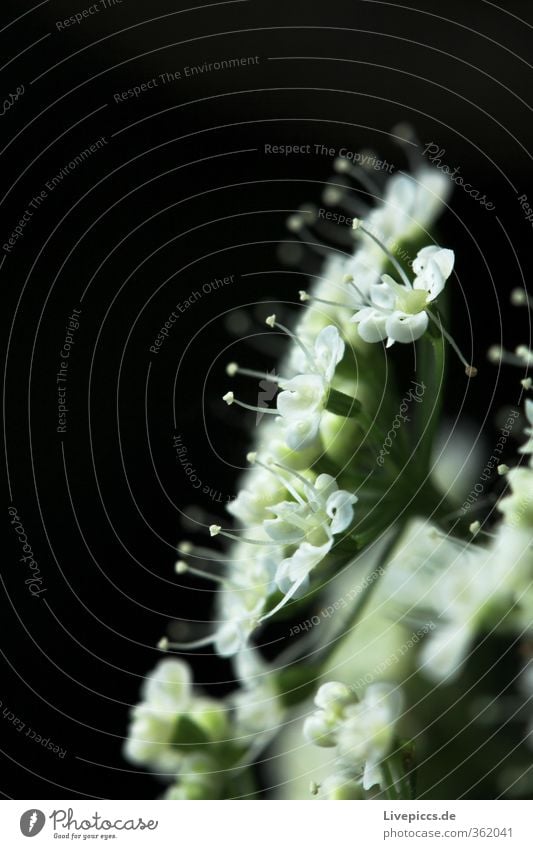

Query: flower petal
[313,325,345,381]
[385,310,428,344]
[277,374,326,419]
[355,308,389,343]
[326,489,358,534]
[284,414,322,450]
[413,246,454,300]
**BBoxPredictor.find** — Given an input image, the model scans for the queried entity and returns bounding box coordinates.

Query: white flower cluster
[124,659,228,778]
[126,139,533,801]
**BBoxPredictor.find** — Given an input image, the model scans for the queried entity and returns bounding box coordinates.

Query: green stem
[317,521,406,667]
[413,331,445,475]
[326,388,362,418]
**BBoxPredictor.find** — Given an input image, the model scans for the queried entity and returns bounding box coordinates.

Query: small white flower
[276,325,345,450]
[352,245,454,347]
[370,168,451,247]
[304,681,403,792]
[337,684,403,791]
[262,474,357,614]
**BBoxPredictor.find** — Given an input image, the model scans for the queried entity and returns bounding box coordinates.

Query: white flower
[352,245,454,347]
[124,659,227,772]
[263,474,357,614]
[377,520,514,682]
[370,168,451,247]
[336,683,403,790]
[276,325,345,450]
[304,681,403,791]
[418,532,524,682]
[215,543,278,656]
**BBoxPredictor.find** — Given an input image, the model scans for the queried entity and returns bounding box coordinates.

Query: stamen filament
[511,288,533,310]
[333,157,382,197]
[162,634,217,650]
[352,219,412,288]
[251,456,306,505]
[226,363,287,384]
[344,274,369,308]
[175,560,227,585]
[222,391,279,414]
[265,315,317,370]
[427,310,477,377]
[209,525,277,546]
[487,345,524,367]
[271,460,315,493]
[299,291,349,310]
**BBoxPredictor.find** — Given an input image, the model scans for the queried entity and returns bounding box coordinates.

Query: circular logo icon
[20,810,46,837]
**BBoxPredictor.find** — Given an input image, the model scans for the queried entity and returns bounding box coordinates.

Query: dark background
[1,0,532,799]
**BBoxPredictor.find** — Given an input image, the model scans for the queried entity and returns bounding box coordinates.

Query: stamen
[322,179,371,217]
[487,345,524,367]
[209,525,277,546]
[343,274,369,308]
[352,218,412,288]
[222,391,279,415]
[333,157,382,197]
[226,363,286,384]
[323,184,345,206]
[466,521,497,542]
[250,455,306,505]
[162,634,218,650]
[175,559,227,585]
[265,315,317,370]
[299,291,349,310]
[511,288,533,309]
[427,310,477,377]
[177,540,229,564]
[428,529,472,550]
[287,213,305,232]
[522,378,532,390]
[516,346,533,366]
[286,213,337,258]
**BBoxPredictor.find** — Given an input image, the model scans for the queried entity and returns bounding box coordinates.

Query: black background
[1,0,532,799]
